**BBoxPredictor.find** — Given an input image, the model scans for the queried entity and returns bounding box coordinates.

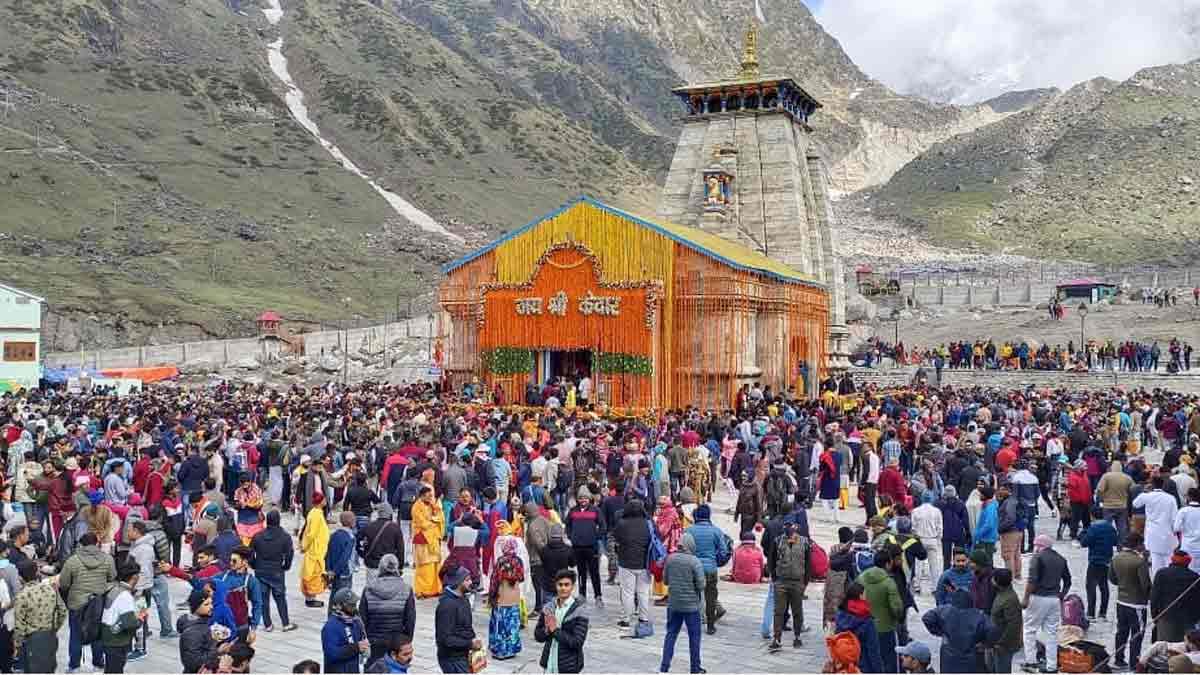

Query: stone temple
[657,23,850,372]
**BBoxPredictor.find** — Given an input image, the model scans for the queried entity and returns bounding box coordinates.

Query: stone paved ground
[51,485,1129,673]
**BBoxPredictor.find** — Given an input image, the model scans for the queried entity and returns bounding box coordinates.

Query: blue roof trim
[441,195,823,288]
[440,197,586,275]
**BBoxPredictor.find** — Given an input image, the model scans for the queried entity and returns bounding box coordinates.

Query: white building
[0,283,45,392]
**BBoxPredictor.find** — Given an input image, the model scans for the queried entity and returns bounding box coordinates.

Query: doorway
[538,349,592,384]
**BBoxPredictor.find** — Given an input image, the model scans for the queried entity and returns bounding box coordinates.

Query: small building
[1055,278,1117,304]
[438,197,829,410]
[256,311,282,336]
[0,283,46,392]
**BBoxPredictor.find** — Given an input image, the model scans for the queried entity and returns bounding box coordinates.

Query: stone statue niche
[702,168,734,212]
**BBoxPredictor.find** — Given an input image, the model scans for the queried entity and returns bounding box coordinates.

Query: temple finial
[737,19,760,80]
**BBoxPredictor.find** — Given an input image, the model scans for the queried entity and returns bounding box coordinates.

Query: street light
[892,308,902,346]
[1078,302,1088,359]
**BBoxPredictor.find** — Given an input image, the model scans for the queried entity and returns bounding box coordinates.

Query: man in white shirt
[1174,489,1200,573]
[577,376,592,406]
[863,447,881,522]
[911,492,944,593]
[1135,476,1180,576]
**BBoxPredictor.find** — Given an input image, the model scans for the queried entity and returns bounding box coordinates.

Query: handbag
[633,620,654,639]
[468,647,488,673]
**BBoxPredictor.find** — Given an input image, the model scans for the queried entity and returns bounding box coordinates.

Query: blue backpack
[646,520,667,567]
[853,547,875,576]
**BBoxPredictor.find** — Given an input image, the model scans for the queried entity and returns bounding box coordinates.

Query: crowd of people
[859,338,1194,374]
[0,375,1199,673]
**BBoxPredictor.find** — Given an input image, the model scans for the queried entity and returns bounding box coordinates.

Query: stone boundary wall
[850,366,1200,395]
[44,317,436,370]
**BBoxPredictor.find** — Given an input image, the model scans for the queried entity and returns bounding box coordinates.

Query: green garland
[596,352,652,376]
[482,347,534,375]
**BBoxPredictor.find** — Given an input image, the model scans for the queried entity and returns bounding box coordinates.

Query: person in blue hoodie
[326,511,357,613]
[933,547,974,606]
[973,486,999,564]
[684,504,728,636]
[322,588,368,673]
[1079,505,1118,621]
[921,588,996,674]
[834,582,882,673]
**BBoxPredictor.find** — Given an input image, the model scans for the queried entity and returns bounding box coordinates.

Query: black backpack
[79,588,108,645]
[766,470,792,513]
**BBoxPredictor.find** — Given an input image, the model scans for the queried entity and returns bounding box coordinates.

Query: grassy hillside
[868,65,1200,264]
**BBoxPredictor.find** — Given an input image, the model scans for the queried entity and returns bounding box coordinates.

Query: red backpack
[808,540,829,580]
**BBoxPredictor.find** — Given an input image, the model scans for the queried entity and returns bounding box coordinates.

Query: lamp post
[1078,302,1088,360]
[892,308,901,346]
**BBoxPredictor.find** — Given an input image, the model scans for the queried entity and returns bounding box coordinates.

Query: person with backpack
[100,562,144,673]
[61,531,117,672]
[857,548,904,673]
[765,461,795,520]
[358,503,405,585]
[834,582,883,673]
[768,522,811,652]
[734,470,764,537]
[685,504,728,636]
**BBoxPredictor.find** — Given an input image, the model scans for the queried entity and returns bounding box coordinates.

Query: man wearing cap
[565,488,604,606]
[435,566,480,673]
[895,640,934,674]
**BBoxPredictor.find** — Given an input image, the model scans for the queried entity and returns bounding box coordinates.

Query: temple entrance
[537,349,592,385]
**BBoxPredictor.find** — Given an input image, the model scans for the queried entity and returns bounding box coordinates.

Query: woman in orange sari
[411,484,445,598]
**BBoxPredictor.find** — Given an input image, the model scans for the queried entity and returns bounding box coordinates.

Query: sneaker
[768,640,782,653]
[282,624,299,632]
[706,626,716,636]
[1071,541,1081,548]
[1021,663,1040,673]
[127,650,147,662]
[262,625,275,632]
[1113,660,1129,670]
[793,638,803,649]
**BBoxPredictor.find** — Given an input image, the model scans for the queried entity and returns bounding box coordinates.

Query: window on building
[3,342,36,362]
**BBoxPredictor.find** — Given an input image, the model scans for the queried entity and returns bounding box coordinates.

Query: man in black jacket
[613,499,651,633]
[535,570,589,674]
[435,566,479,673]
[249,509,296,632]
[359,554,416,669]
[357,503,405,584]
[600,488,625,584]
[1150,549,1200,642]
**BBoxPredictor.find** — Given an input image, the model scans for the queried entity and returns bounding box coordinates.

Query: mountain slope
[0,0,443,343]
[0,0,1004,343]
[867,63,1200,264]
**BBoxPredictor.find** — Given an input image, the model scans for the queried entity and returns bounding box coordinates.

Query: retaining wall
[44,317,436,370]
[850,366,1200,395]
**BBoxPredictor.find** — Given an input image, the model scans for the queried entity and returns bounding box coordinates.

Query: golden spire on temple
[737,19,760,80]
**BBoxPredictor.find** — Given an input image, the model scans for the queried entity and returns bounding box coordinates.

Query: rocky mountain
[863,62,1200,265]
[0,0,1010,342]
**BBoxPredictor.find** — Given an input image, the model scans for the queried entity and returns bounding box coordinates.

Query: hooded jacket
[251,522,295,577]
[1096,462,1134,510]
[434,587,475,661]
[59,544,117,610]
[834,598,883,673]
[177,612,217,673]
[1079,518,1119,566]
[922,589,996,673]
[663,533,705,612]
[936,493,971,545]
[856,566,903,633]
[360,573,416,645]
[612,500,651,570]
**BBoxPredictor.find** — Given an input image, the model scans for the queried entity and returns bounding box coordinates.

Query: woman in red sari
[652,495,683,604]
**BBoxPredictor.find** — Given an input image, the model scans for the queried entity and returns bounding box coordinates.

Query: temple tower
[657,22,850,377]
